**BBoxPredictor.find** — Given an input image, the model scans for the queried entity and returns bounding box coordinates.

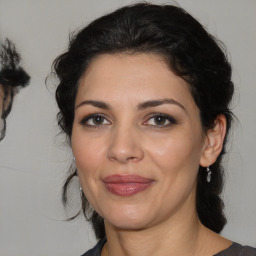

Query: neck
[101,189,231,256]
[102,194,206,256]
[103,220,230,256]
[104,222,201,256]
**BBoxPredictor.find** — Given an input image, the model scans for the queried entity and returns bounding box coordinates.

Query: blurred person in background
[0,39,30,141]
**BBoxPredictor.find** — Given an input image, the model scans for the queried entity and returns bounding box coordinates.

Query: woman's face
[72,53,209,230]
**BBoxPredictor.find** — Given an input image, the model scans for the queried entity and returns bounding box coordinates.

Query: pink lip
[102,175,154,196]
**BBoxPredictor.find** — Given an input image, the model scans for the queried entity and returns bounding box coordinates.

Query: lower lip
[104,182,153,196]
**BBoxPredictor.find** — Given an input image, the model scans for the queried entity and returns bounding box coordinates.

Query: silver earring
[72,157,78,176]
[72,157,76,168]
[206,166,212,183]
[79,186,83,198]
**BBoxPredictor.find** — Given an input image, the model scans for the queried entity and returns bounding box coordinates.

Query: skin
[72,53,230,256]
[0,85,4,115]
[0,85,5,139]
[0,85,15,140]
[0,85,14,117]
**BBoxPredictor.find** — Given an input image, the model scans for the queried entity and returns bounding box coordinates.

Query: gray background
[0,0,255,255]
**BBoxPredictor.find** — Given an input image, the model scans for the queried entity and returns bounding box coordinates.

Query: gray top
[81,238,256,256]
[215,242,256,256]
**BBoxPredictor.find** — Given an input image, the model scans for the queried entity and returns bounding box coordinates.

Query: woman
[53,3,256,256]
[0,39,30,141]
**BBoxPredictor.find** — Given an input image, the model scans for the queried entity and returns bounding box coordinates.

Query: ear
[200,114,227,167]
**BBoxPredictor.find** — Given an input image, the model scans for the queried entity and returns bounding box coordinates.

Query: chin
[102,205,155,231]
[107,218,150,231]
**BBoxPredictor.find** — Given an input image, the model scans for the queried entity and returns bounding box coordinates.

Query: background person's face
[0,86,5,140]
[0,85,5,114]
[71,53,209,231]
[0,86,14,141]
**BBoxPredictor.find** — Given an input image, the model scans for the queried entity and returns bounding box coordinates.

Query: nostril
[107,146,144,164]
[106,129,144,163]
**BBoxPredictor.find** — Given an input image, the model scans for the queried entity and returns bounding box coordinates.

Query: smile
[102,175,155,196]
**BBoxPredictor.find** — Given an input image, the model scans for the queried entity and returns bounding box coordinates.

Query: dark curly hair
[53,3,234,239]
[0,39,30,140]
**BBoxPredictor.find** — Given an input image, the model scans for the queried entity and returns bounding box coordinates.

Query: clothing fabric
[81,238,256,256]
[215,243,256,256]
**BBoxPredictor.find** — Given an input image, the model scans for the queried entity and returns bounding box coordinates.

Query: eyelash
[79,113,177,128]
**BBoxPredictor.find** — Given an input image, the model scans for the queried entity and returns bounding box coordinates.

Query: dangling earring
[72,156,77,173]
[79,186,83,198]
[206,166,212,183]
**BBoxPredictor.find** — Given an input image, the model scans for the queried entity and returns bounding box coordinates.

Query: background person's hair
[0,39,30,140]
[53,3,234,239]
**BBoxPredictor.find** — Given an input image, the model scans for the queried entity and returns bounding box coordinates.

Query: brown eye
[92,115,105,125]
[154,116,167,125]
[80,114,111,127]
[144,114,177,127]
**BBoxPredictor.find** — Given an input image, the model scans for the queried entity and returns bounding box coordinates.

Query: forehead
[76,53,194,105]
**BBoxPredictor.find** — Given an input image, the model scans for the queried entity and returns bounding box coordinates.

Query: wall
[0,0,255,255]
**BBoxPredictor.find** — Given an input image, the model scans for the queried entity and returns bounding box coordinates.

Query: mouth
[102,175,155,196]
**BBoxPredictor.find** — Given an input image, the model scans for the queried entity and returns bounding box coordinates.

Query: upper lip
[102,174,154,183]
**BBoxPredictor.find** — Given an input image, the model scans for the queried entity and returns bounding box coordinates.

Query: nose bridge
[107,121,144,163]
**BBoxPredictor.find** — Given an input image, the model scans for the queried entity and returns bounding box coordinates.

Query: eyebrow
[76,100,110,110]
[137,99,186,112]
[76,98,186,112]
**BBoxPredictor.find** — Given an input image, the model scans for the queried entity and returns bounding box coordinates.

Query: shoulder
[215,242,256,256]
[81,238,106,256]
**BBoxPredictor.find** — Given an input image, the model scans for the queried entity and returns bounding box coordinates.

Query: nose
[107,125,144,164]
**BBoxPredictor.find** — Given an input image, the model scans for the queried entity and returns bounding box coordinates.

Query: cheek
[71,130,107,183]
[145,132,202,212]
[71,132,106,207]
[146,130,203,177]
